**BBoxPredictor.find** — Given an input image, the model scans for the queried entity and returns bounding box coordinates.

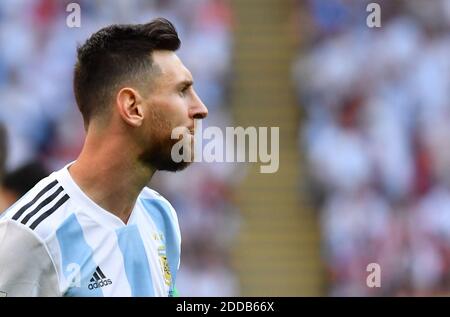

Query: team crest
[158,245,172,286]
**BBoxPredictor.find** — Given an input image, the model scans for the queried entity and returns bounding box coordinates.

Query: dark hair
[2,161,49,198]
[74,18,181,125]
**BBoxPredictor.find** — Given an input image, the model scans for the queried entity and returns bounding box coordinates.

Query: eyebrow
[177,80,194,88]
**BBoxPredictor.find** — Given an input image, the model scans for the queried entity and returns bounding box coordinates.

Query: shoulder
[138,187,180,238]
[0,218,61,296]
[139,187,178,220]
[139,187,181,274]
[1,171,72,241]
[139,187,171,202]
[0,218,44,248]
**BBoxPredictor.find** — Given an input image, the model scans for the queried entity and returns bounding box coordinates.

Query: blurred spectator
[294,0,450,295]
[0,123,6,180]
[0,161,49,213]
[0,123,6,213]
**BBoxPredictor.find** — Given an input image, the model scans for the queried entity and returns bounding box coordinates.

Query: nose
[189,91,208,120]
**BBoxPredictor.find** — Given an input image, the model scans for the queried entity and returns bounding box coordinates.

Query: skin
[69,50,208,224]
[0,188,16,212]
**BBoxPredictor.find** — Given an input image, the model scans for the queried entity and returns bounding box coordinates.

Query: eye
[179,86,189,97]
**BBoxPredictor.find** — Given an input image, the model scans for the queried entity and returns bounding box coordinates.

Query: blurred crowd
[294,0,450,296]
[0,0,239,296]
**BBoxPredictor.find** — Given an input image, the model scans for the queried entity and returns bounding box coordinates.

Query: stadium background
[1,0,450,296]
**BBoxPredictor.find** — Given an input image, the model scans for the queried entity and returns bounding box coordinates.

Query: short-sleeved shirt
[0,163,181,297]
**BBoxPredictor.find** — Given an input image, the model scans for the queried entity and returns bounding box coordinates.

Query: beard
[138,119,194,172]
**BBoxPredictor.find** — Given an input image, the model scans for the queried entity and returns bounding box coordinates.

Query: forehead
[151,50,192,85]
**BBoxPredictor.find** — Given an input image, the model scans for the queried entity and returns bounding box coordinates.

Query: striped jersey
[0,163,181,297]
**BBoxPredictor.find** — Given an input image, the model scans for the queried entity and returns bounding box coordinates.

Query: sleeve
[0,220,60,297]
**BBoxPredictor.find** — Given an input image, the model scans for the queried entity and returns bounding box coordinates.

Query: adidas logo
[88,266,112,290]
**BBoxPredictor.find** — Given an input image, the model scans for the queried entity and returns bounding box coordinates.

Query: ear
[116,87,144,127]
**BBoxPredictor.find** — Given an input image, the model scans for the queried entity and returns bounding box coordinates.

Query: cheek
[147,95,188,133]
[147,100,171,129]
[163,95,189,120]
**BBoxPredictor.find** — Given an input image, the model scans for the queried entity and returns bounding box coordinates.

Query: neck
[69,127,155,224]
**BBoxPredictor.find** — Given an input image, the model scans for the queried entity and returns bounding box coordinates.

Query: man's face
[138,50,208,171]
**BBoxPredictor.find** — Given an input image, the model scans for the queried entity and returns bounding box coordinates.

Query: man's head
[74,18,208,172]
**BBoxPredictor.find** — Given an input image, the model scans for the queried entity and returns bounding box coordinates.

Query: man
[0,18,208,297]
